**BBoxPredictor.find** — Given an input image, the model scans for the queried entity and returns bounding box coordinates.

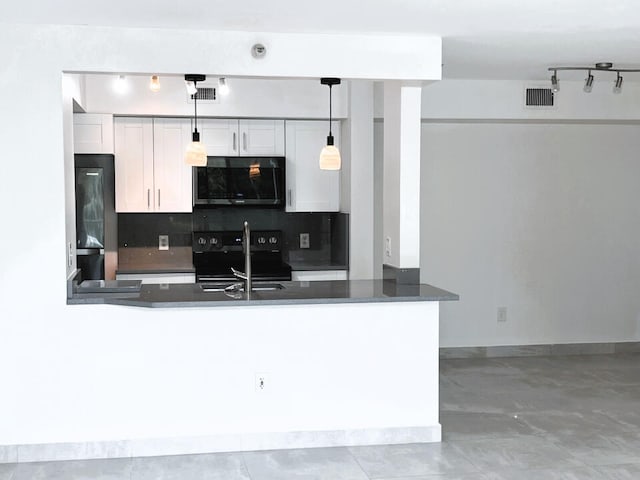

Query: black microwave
[193,156,285,207]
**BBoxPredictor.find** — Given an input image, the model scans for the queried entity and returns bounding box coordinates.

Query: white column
[383,81,422,271]
[345,80,375,279]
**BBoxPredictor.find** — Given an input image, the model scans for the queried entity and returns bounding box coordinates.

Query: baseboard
[0,425,441,464]
[440,341,640,359]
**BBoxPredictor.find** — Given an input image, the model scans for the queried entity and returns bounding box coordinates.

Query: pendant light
[184,74,207,167]
[319,77,341,170]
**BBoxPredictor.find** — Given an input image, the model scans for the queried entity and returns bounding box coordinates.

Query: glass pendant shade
[185,139,207,166]
[319,143,341,170]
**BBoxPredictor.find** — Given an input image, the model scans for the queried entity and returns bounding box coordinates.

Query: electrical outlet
[159,235,169,251]
[300,233,310,249]
[385,236,392,258]
[497,307,508,323]
[255,372,269,392]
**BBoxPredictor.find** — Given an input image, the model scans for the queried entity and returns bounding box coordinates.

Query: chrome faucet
[231,221,252,293]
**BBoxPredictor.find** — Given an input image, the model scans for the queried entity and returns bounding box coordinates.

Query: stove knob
[269,236,278,244]
[210,237,218,245]
[258,236,266,244]
[197,237,207,245]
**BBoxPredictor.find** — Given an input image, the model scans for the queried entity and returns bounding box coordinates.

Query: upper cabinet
[285,120,341,212]
[199,119,285,156]
[73,113,114,154]
[114,117,192,213]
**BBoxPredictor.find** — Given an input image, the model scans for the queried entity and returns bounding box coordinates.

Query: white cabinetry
[285,120,340,212]
[114,117,192,213]
[292,270,348,281]
[73,113,114,154]
[116,272,195,284]
[199,119,285,156]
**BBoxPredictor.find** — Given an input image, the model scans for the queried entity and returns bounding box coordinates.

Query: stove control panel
[193,230,283,253]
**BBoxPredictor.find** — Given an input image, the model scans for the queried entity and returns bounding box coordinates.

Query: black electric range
[192,230,292,282]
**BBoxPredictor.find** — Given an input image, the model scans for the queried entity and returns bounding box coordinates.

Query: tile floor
[2,352,640,479]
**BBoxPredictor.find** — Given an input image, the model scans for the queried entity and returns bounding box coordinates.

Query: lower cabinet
[116,272,196,284]
[292,270,348,281]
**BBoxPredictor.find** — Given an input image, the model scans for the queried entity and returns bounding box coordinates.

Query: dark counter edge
[67,281,459,308]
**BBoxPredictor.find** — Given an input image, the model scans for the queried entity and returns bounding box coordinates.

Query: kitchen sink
[200,282,285,292]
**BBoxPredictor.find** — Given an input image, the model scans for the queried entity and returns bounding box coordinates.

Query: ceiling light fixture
[547,63,638,94]
[113,75,128,95]
[583,71,594,93]
[184,74,207,167]
[550,70,559,93]
[319,77,341,171]
[185,80,197,96]
[613,72,623,94]
[150,75,161,92]
[218,78,230,96]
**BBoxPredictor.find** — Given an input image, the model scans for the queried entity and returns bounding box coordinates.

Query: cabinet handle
[158,189,161,208]
[233,132,237,152]
[147,189,150,209]
[287,188,292,206]
[243,132,247,152]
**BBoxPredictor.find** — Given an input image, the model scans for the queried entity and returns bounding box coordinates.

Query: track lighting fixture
[614,73,623,94]
[547,63,638,94]
[319,77,341,171]
[583,71,594,93]
[218,77,230,96]
[550,70,559,93]
[184,74,207,167]
[113,75,128,95]
[185,80,197,96]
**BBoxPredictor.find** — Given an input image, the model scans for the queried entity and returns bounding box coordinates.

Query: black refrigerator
[75,154,117,281]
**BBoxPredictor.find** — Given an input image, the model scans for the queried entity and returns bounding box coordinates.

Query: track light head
[550,71,559,93]
[613,73,623,94]
[583,71,594,93]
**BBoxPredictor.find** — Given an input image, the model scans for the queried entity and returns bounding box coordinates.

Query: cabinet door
[199,119,238,156]
[114,117,154,212]
[239,120,285,156]
[74,113,114,154]
[285,120,340,212]
[153,118,193,213]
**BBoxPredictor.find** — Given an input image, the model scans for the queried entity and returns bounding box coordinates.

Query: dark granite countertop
[68,280,458,308]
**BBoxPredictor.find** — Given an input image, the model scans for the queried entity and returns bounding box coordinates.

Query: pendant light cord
[194,82,198,133]
[328,84,333,137]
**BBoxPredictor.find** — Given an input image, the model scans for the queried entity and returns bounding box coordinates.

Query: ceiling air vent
[524,87,555,108]
[187,85,219,103]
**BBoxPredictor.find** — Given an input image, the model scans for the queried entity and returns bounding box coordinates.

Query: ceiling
[4,0,640,81]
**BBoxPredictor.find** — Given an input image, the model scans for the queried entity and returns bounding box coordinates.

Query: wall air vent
[187,85,219,103]
[524,87,555,108]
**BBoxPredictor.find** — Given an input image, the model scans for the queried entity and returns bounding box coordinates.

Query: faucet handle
[231,267,247,280]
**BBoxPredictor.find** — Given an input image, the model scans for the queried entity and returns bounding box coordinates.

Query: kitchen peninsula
[65,277,457,455]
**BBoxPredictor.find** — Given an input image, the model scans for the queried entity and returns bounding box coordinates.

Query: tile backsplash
[118,208,349,269]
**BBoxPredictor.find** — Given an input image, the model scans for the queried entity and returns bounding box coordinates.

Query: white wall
[420,122,640,347]
[0,23,440,448]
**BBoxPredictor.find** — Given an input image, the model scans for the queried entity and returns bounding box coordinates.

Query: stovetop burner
[193,230,291,282]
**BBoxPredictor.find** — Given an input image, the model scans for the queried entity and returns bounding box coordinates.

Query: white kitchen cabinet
[199,119,285,156]
[292,270,348,281]
[73,113,114,154]
[114,117,192,213]
[116,272,195,284]
[285,120,341,212]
